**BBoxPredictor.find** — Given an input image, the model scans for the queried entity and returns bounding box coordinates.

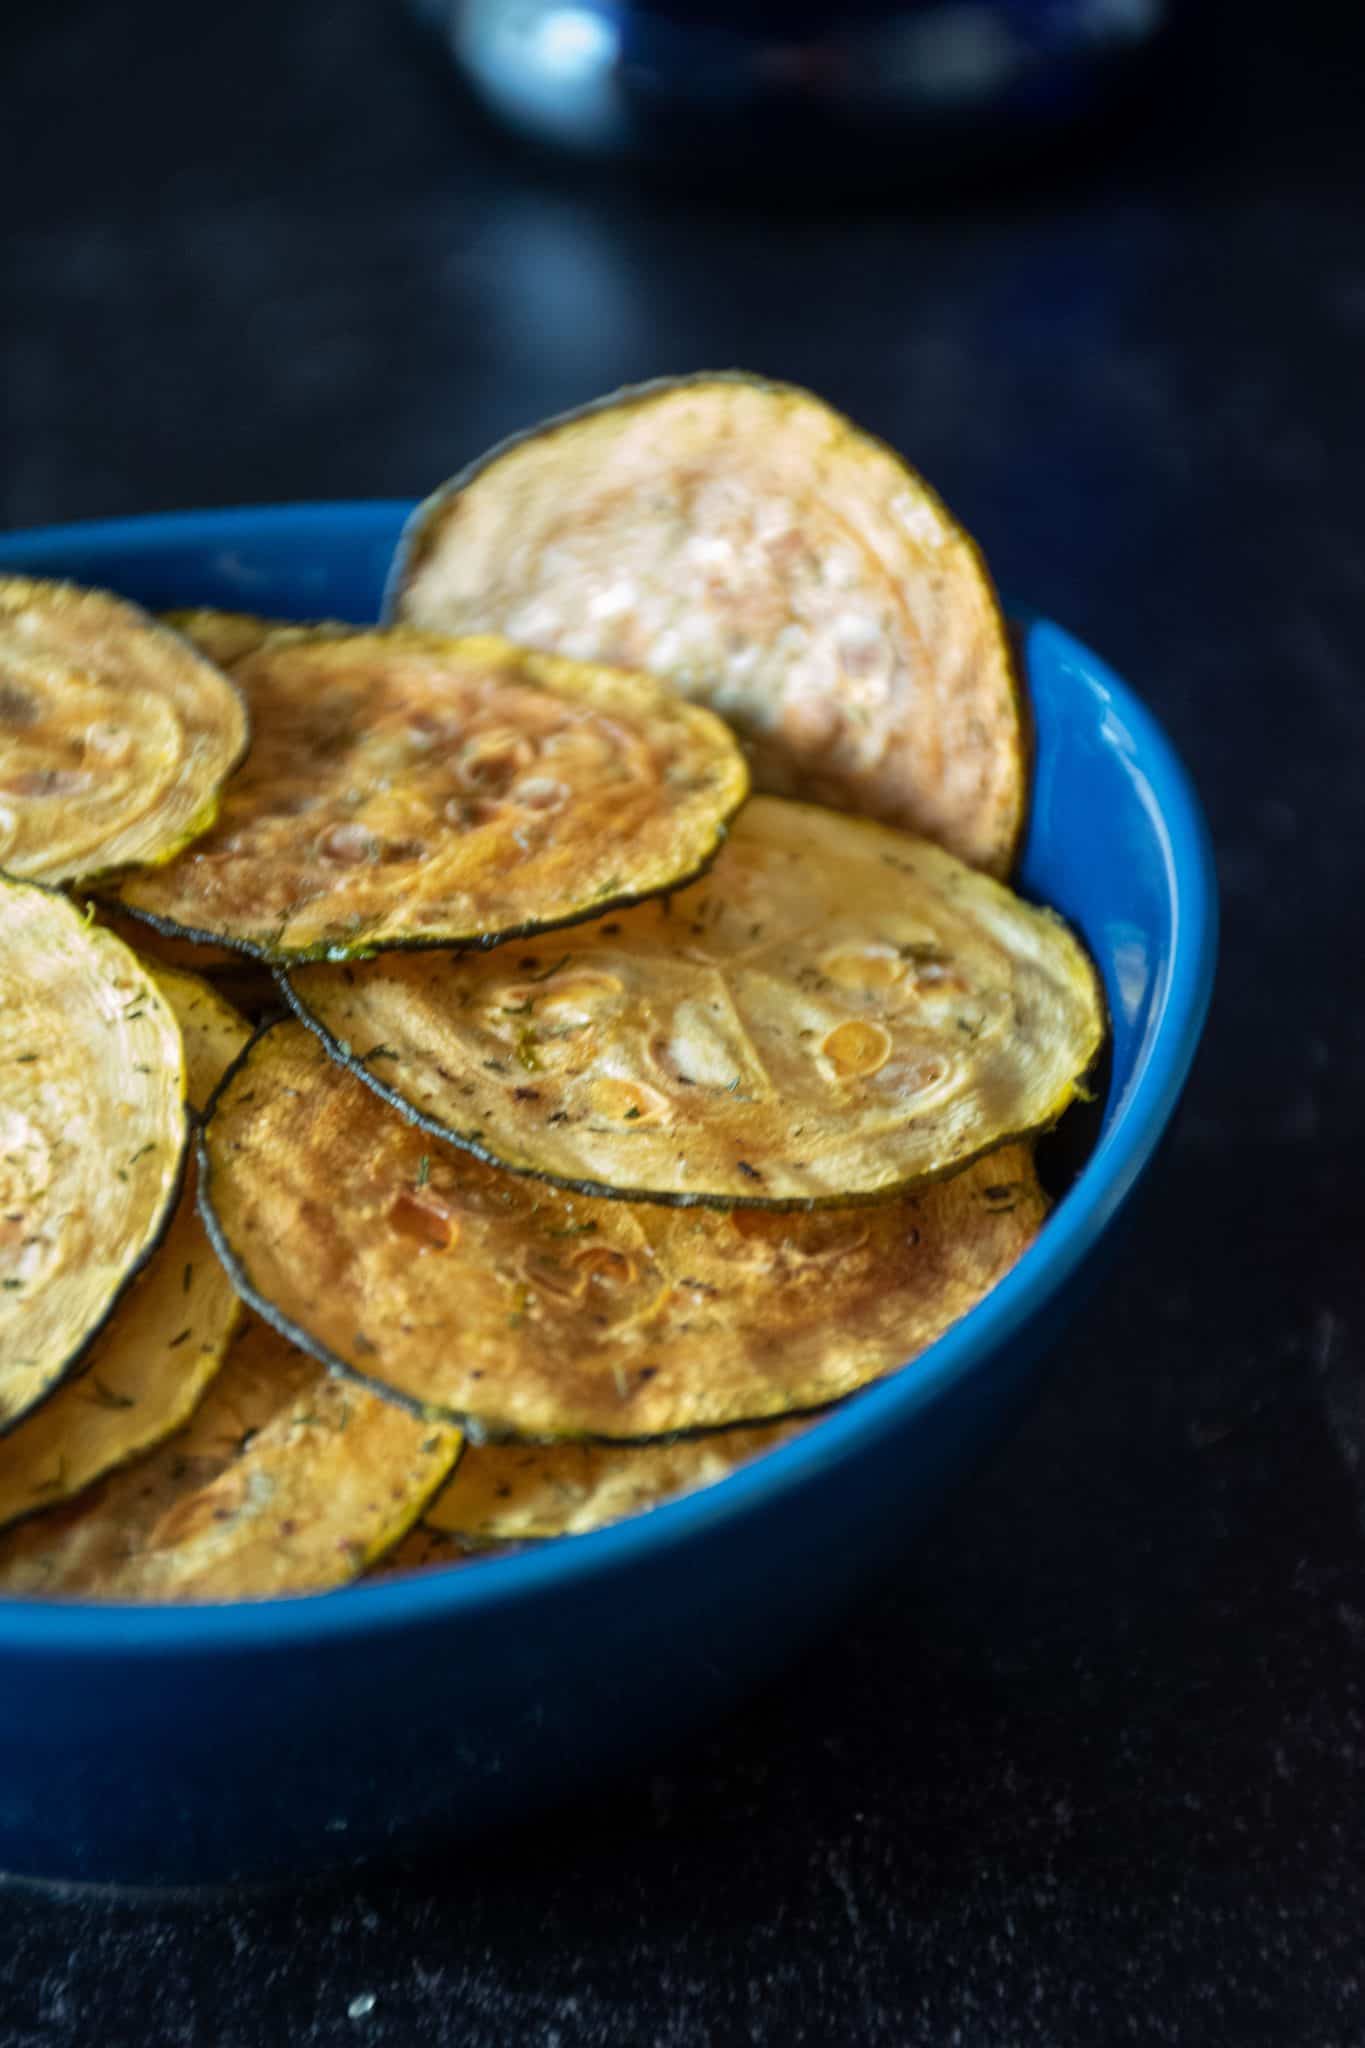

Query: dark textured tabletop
[3,2,1364,2042]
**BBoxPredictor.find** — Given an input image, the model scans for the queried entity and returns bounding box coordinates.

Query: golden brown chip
[384,1417,802,1570]
[201,1022,1047,1441]
[0,1313,462,1601]
[392,374,1026,875]
[109,627,748,962]
[287,795,1103,1208]
[0,575,247,884]
[0,966,249,1533]
[0,881,188,1432]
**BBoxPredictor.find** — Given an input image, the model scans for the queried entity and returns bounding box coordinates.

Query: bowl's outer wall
[0,508,1215,1884]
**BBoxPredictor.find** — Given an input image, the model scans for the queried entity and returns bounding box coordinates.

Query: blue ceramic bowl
[0,505,1216,1886]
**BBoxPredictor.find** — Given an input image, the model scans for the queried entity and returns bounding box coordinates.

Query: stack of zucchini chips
[0,377,1103,1602]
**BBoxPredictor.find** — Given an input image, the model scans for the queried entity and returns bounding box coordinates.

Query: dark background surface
[3,2,1364,2042]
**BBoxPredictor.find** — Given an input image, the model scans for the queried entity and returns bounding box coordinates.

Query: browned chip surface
[201,1023,1047,1441]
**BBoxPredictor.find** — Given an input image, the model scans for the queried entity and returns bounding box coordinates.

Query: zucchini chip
[287,795,1104,1209]
[0,576,247,884]
[406,1419,807,1555]
[0,882,187,1431]
[110,628,748,962]
[391,374,1026,875]
[0,1313,462,1602]
[0,967,249,1533]
[200,1023,1047,1440]
[385,1418,802,1569]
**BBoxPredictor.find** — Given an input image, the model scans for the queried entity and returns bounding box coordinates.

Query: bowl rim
[0,503,1218,1655]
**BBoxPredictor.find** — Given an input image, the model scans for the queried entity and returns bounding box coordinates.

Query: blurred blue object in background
[410,0,1175,183]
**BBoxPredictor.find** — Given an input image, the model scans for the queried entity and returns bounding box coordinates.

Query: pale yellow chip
[0,1314,462,1602]
[411,1419,807,1553]
[93,908,286,1022]
[201,1022,1048,1441]
[393,374,1026,874]
[0,881,188,1431]
[0,966,249,1534]
[287,795,1103,1207]
[0,575,247,884]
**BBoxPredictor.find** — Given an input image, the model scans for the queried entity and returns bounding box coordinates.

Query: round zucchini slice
[382,1524,475,1574]
[0,1313,462,1602]
[287,795,1104,1209]
[0,967,249,1534]
[0,881,188,1432]
[109,627,748,962]
[162,608,358,670]
[0,576,247,885]
[391,373,1026,876]
[94,903,237,972]
[149,964,253,1100]
[199,1022,1047,1441]
[403,1419,808,1557]
[384,1417,802,1570]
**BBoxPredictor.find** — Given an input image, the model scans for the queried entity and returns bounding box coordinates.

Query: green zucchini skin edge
[383,368,1033,879]
[0,877,193,1440]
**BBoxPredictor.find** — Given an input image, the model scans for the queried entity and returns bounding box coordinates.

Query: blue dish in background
[0,504,1216,1887]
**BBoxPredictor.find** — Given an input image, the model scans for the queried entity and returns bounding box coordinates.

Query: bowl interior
[0,504,1217,1646]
